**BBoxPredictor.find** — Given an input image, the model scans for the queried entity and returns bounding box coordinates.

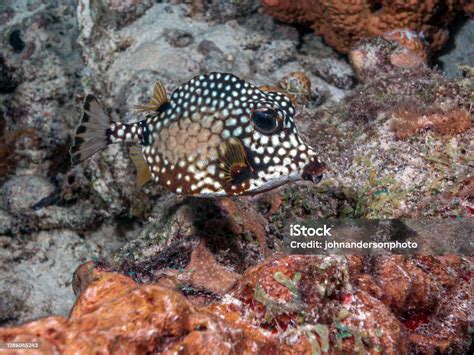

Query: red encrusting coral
[0,254,471,353]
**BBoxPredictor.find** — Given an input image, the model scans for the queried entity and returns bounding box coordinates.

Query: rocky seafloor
[0,0,473,354]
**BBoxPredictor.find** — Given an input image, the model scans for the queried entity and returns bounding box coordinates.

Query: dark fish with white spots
[71,72,325,196]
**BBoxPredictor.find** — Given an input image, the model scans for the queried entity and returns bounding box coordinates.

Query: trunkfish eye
[251,108,282,135]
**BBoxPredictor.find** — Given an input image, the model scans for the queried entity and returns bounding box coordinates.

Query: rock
[0,289,26,324]
[301,33,473,218]
[255,39,297,73]
[163,28,194,48]
[437,17,474,78]
[9,29,25,53]
[227,255,406,352]
[211,0,259,20]
[310,57,355,89]
[261,0,462,53]
[1,254,470,353]
[0,62,18,93]
[103,0,154,27]
[109,196,266,285]
[0,268,293,354]
[0,176,55,214]
[188,0,259,21]
[0,227,129,326]
[77,0,154,39]
[407,280,471,353]
[349,35,429,83]
[181,241,240,295]
[1,0,82,178]
[361,255,472,353]
[0,209,13,235]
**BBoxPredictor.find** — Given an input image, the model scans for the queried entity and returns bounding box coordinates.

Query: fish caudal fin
[134,80,168,113]
[70,95,112,165]
[129,146,152,186]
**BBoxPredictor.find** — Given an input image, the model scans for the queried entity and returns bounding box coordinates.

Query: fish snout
[302,158,326,183]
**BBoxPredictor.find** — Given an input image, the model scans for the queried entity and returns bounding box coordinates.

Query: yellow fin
[219,138,252,183]
[134,80,168,113]
[129,146,152,186]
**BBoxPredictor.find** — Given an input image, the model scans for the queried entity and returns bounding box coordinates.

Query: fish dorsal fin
[129,146,151,186]
[134,80,168,113]
[219,138,253,184]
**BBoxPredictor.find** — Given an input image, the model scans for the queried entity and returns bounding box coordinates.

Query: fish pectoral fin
[219,138,252,184]
[129,146,152,186]
[134,80,168,113]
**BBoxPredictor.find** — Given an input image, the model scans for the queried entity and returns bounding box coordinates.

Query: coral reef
[348,35,472,143]
[1,270,290,353]
[261,0,462,53]
[309,35,473,219]
[0,1,472,352]
[0,254,470,353]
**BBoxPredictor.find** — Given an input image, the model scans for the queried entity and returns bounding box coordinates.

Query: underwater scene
[0,0,473,354]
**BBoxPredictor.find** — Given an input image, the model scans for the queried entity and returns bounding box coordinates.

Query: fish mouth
[302,159,326,183]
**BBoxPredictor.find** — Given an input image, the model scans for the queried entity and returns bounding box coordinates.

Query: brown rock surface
[0,254,470,354]
[180,240,240,295]
[0,268,290,354]
[261,0,461,53]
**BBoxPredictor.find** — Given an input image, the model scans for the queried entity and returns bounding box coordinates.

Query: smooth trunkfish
[71,72,325,197]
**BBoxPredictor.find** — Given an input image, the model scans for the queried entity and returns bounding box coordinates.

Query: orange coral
[261,0,461,53]
[382,28,430,64]
[0,268,291,354]
[0,254,471,353]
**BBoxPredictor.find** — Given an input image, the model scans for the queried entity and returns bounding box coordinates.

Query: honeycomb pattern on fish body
[137,72,320,196]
